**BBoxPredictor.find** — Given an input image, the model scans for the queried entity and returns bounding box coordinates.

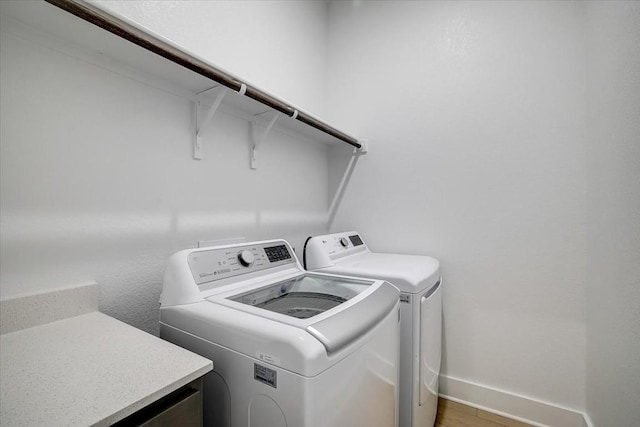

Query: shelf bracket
[355,139,369,155]
[250,111,280,170]
[194,86,228,160]
[328,140,369,228]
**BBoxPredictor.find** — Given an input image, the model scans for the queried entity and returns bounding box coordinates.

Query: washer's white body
[160,239,400,427]
[305,232,442,427]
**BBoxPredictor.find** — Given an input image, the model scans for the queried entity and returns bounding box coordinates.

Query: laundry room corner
[2,1,639,426]
[325,0,589,425]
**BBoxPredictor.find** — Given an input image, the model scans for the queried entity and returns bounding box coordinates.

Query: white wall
[585,2,640,426]
[93,0,328,117]
[327,0,587,412]
[0,2,330,334]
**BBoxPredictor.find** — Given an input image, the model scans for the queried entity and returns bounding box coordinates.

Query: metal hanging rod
[45,0,362,150]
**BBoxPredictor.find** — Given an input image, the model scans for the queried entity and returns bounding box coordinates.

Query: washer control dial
[237,250,255,267]
[340,237,349,248]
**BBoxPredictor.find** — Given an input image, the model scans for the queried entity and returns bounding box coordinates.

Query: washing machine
[160,239,400,427]
[304,232,442,427]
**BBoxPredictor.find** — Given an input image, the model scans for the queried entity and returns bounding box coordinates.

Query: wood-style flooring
[435,398,534,427]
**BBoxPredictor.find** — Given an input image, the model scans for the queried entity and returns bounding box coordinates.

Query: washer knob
[340,237,349,248]
[237,250,255,267]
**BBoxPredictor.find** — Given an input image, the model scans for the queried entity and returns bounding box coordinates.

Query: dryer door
[419,279,442,410]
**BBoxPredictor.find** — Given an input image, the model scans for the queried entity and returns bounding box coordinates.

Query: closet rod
[45,0,362,150]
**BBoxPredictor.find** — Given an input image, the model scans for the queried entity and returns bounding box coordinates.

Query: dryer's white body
[305,232,442,427]
[161,239,400,427]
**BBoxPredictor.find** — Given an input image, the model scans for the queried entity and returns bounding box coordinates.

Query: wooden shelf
[0,0,363,150]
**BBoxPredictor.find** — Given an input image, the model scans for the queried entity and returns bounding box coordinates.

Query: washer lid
[229,274,370,320]
[318,252,440,294]
[214,273,399,354]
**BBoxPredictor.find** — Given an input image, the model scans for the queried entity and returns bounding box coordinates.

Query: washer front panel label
[254,363,277,388]
[257,352,281,366]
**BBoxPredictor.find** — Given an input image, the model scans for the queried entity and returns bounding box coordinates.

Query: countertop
[0,311,213,426]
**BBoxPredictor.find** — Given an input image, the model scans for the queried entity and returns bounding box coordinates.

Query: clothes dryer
[160,239,400,427]
[304,232,442,427]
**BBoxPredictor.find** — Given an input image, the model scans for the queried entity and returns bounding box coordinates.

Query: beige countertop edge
[0,311,213,427]
[99,362,213,426]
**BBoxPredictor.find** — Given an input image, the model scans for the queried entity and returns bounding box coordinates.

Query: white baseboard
[439,375,590,427]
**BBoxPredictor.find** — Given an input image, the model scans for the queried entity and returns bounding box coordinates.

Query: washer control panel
[188,242,295,285]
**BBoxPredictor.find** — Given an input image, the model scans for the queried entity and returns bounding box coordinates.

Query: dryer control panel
[188,241,295,286]
[312,232,367,256]
[304,232,369,270]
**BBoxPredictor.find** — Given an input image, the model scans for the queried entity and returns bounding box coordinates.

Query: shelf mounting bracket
[328,140,368,228]
[250,111,279,170]
[194,85,228,160]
